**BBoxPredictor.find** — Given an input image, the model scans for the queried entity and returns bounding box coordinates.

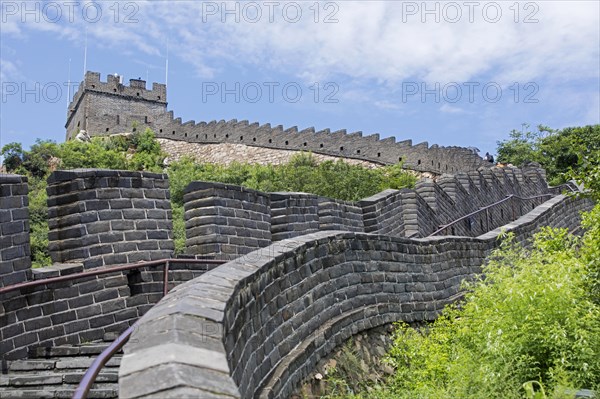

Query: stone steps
[0,341,120,399]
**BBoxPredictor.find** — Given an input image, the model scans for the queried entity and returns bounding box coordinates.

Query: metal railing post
[163,260,170,297]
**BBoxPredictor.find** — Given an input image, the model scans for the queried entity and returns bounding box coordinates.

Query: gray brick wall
[317,197,363,232]
[46,169,174,269]
[69,72,492,174]
[0,259,221,361]
[0,175,31,287]
[119,193,594,399]
[184,181,271,259]
[66,72,167,139]
[181,166,559,260]
[270,193,320,241]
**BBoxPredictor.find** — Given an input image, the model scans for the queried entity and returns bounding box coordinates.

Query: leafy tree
[23,140,60,178]
[1,142,24,172]
[496,124,544,166]
[59,138,128,170]
[497,124,600,186]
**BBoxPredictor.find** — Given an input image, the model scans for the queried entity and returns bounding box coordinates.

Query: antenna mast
[83,27,88,77]
[67,58,72,109]
[165,36,169,86]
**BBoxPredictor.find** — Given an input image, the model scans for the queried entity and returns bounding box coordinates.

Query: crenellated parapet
[182,165,558,259]
[67,72,492,174]
[150,115,491,174]
[66,72,167,140]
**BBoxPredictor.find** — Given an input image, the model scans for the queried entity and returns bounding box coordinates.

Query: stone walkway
[0,339,120,398]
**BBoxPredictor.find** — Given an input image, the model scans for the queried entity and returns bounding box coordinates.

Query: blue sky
[1,0,599,158]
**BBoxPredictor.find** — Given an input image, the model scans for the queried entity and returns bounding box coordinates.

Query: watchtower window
[268,139,272,143]
[159,129,163,133]
[214,134,217,138]
[205,134,208,139]
[77,121,80,127]
[144,116,148,123]
[196,134,198,139]
[225,134,229,138]
[106,128,109,132]
[157,96,161,100]
[377,153,381,157]
[136,92,140,96]
[240,136,243,140]
[116,115,120,125]
[253,137,256,142]
[172,131,175,135]
[399,157,403,162]
[356,149,361,154]
[113,89,117,92]
[91,85,95,88]
[417,159,421,165]
[303,142,307,146]
[320,143,324,148]
[132,127,136,132]
[184,133,187,137]
[340,146,344,151]
[285,141,289,145]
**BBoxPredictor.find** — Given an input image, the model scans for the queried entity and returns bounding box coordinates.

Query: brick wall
[119,194,595,399]
[270,193,320,241]
[46,169,174,269]
[184,181,271,259]
[181,166,554,256]
[71,72,492,174]
[0,175,30,287]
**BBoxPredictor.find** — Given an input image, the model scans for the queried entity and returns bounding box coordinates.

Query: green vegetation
[496,124,600,186]
[1,129,415,265]
[320,215,600,399]
[317,124,600,399]
[167,152,415,204]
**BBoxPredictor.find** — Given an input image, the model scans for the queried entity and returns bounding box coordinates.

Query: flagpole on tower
[67,58,72,109]
[83,27,88,77]
[165,36,169,86]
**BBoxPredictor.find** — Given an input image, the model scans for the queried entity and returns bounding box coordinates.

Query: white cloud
[3,1,598,98]
[440,104,467,114]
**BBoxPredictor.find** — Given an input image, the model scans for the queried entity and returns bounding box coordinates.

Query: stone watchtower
[65,72,167,140]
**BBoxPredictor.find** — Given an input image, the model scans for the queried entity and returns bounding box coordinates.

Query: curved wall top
[119,193,594,399]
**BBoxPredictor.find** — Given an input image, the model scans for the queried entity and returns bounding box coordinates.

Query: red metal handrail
[0,257,226,399]
[0,258,225,295]
[427,193,555,237]
[72,324,136,399]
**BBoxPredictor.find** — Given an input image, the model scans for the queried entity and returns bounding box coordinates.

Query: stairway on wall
[0,337,120,399]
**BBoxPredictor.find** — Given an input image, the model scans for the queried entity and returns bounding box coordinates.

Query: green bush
[375,221,600,399]
[166,152,416,206]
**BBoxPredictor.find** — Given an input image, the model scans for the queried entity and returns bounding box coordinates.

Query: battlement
[66,71,491,174]
[66,72,168,140]
[69,72,167,110]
